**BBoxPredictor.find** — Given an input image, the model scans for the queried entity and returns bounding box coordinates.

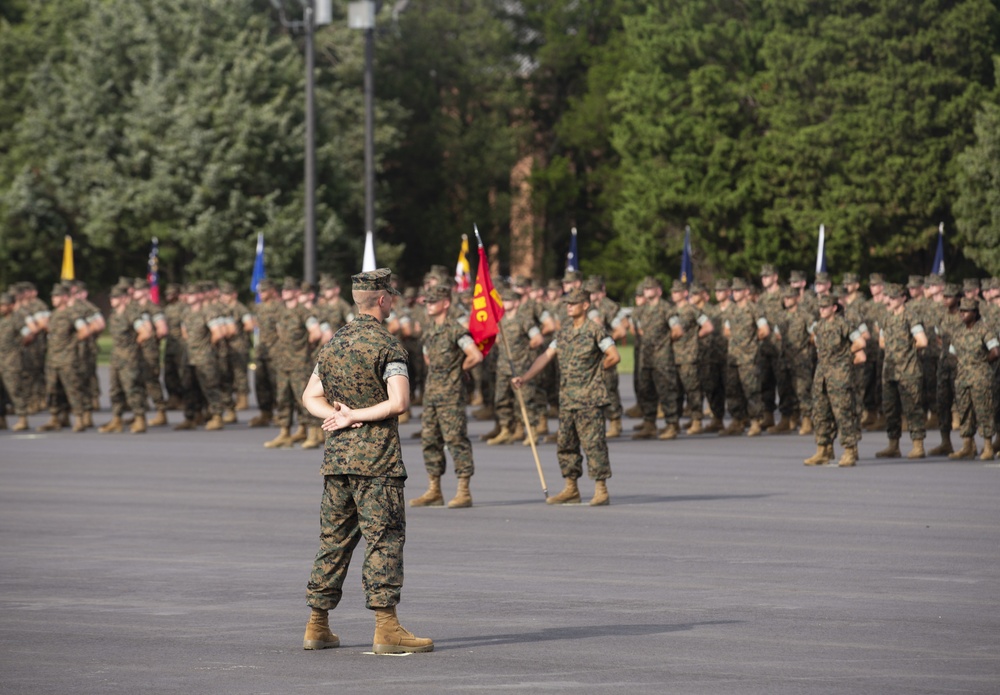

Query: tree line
[1,0,998,301]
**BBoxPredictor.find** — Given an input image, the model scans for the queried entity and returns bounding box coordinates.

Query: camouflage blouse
[813,314,854,378]
[550,319,614,410]
[316,313,409,478]
[880,308,923,381]
[422,317,475,405]
[950,318,999,387]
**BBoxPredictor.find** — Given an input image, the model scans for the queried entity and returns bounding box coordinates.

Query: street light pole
[304,1,316,284]
[363,22,375,247]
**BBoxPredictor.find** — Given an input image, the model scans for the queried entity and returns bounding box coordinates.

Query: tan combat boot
[447,477,472,508]
[535,414,549,436]
[173,418,197,431]
[798,416,814,436]
[264,427,293,448]
[860,409,876,428]
[767,416,793,434]
[746,419,763,437]
[72,415,86,433]
[300,426,325,449]
[130,414,147,434]
[546,478,581,505]
[837,445,858,467]
[37,415,62,432]
[685,418,703,435]
[606,418,623,438]
[702,417,723,433]
[12,416,29,432]
[303,608,340,650]
[589,480,610,506]
[761,412,776,430]
[804,444,833,466]
[875,438,901,458]
[82,411,93,429]
[372,606,433,654]
[721,419,745,436]
[487,427,514,445]
[98,416,123,434]
[235,393,249,411]
[148,408,168,427]
[248,410,272,428]
[632,420,657,439]
[222,408,237,424]
[658,423,679,440]
[906,439,925,459]
[480,422,501,441]
[624,403,642,418]
[204,414,224,431]
[410,475,444,507]
[948,437,977,460]
[928,433,953,456]
[289,424,308,443]
[979,438,994,461]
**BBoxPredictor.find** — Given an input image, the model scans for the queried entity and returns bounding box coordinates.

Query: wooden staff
[497,321,548,499]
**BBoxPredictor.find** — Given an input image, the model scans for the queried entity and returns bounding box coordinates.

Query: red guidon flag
[468,228,505,355]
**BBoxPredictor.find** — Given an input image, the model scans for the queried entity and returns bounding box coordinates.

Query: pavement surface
[2,380,999,694]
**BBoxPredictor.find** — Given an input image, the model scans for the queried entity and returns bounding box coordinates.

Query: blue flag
[250,232,266,303]
[931,223,945,276]
[565,227,579,273]
[680,226,693,284]
[147,237,160,304]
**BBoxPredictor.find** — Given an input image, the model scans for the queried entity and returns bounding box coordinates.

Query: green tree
[955,94,1000,275]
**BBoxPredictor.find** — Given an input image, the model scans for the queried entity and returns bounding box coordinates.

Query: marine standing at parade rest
[633,277,681,440]
[669,280,713,436]
[300,267,433,655]
[804,294,867,467]
[513,287,621,505]
[99,285,151,434]
[777,285,815,435]
[38,284,91,432]
[947,298,999,460]
[722,278,769,437]
[179,284,227,431]
[0,291,29,431]
[249,278,280,428]
[410,284,484,509]
[929,284,962,456]
[876,283,928,459]
[488,287,543,445]
[585,276,626,438]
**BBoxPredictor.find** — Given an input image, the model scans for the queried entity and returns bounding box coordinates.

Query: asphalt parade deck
[2,386,998,694]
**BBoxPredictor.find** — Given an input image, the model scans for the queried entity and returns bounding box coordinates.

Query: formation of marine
[4,264,1000,473]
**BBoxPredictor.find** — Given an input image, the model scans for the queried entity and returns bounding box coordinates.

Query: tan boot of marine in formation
[928,433,954,456]
[767,416,793,434]
[447,477,472,508]
[606,418,623,438]
[837,445,858,467]
[658,423,679,440]
[235,393,250,411]
[248,410,272,428]
[303,608,340,650]
[289,424,308,443]
[487,426,514,445]
[98,416,124,434]
[546,477,581,505]
[589,480,610,506]
[264,427,293,449]
[204,414,224,431]
[173,418,197,431]
[222,408,237,424]
[875,438,901,458]
[37,415,62,432]
[300,426,325,449]
[535,414,549,436]
[410,475,444,507]
[632,420,657,440]
[372,606,433,654]
[746,419,763,437]
[148,408,167,427]
[798,416,814,436]
[948,437,977,460]
[12,415,29,432]
[721,419,746,437]
[130,414,147,434]
[803,444,834,466]
[71,415,86,433]
[978,438,994,461]
[702,416,723,433]
[906,438,926,459]
[685,418,703,435]
[81,411,93,429]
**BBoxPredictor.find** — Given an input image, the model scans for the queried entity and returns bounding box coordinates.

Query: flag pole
[473,225,548,500]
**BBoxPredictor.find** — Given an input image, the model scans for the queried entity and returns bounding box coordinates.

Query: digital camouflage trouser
[421,403,474,478]
[557,407,611,481]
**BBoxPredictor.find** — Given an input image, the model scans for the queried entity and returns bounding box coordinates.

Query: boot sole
[545,496,581,505]
[409,499,444,507]
[372,643,434,654]
[303,639,340,650]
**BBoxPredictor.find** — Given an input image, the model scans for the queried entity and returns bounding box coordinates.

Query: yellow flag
[61,235,75,281]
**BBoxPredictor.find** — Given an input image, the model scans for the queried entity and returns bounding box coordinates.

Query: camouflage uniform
[274,301,320,429]
[307,309,409,611]
[671,295,706,424]
[936,293,962,442]
[421,315,476,478]
[494,304,543,431]
[778,293,814,422]
[44,296,89,419]
[253,290,281,414]
[724,294,766,422]
[880,302,926,443]
[757,276,789,421]
[842,289,870,426]
[163,293,187,404]
[182,302,224,419]
[552,313,615,481]
[107,298,147,418]
[223,293,254,406]
[24,294,50,408]
[136,297,167,413]
[811,307,861,450]
[0,299,28,419]
[588,291,623,422]
[951,307,998,440]
[636,297,680,427]
[698,285,728,423]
